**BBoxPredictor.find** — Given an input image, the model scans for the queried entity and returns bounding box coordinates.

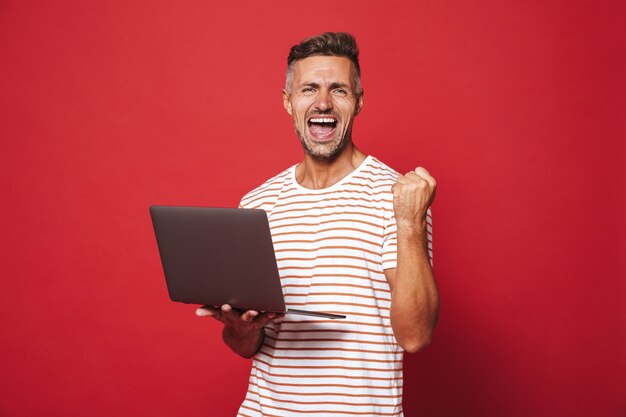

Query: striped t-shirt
[237,155,430,417]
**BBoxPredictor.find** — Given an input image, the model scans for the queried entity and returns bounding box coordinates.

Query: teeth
[309,117,336,123]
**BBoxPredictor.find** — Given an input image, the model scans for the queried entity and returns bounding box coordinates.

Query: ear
[354,91,364,116]
[282,89,293,116]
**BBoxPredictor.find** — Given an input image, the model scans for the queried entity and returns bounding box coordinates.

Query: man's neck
[295,143,367,190]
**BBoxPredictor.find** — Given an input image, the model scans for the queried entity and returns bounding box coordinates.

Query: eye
[333,88,348,95]
[301,87,315,93]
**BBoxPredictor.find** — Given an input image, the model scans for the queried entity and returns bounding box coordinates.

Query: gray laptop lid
[150,206,345,319]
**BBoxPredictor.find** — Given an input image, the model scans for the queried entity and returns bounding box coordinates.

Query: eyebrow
[300,81,350,89]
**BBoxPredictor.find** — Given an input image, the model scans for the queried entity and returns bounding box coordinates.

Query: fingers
[394,167,434,183]
[241,310,259,322]
[391,175,411,196]
[196,305,219,318]
[402,172,433,193]
[395,175,412,185]
[414,166,431,177]
[219,304,243,325]
[255,312,285,327]
[196,305,284,329]
[239,310,283,326]
[394,167,436,192]
[195,304,237,324]
[412,167,436,188]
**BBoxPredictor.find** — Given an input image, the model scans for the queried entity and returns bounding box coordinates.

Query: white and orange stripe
[237,156,433,417]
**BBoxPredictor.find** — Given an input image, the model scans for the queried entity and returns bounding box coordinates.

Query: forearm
[391,222,439,353]
[222,326,265,359]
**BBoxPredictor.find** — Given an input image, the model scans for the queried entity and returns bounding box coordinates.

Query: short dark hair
[285,32,362,94]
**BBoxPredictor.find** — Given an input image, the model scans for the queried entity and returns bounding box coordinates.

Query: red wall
[1,1,624,416]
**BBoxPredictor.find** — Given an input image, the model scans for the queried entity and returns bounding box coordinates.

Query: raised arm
[385,167,439,353]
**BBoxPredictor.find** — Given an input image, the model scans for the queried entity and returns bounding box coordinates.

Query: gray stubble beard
[294,126,348,162]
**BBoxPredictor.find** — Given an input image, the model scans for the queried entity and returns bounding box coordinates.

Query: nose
[314,89,333,112]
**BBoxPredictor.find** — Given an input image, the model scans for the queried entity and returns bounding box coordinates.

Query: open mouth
[307,116,337,140]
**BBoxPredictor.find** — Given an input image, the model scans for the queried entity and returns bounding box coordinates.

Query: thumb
[196,307,217,317]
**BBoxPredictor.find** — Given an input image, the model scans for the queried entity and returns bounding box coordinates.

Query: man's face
[283,56,364,160]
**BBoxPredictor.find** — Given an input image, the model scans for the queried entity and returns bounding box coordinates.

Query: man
[196,32,439,417]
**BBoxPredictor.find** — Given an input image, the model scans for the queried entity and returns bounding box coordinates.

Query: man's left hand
[391,167,436,230]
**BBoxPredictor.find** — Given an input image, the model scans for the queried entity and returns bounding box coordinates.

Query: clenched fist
[391,167,437,231]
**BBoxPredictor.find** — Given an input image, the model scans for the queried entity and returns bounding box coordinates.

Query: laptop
[149,206,345,319]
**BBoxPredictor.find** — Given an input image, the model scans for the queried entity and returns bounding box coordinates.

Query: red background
[1,1,624,416]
